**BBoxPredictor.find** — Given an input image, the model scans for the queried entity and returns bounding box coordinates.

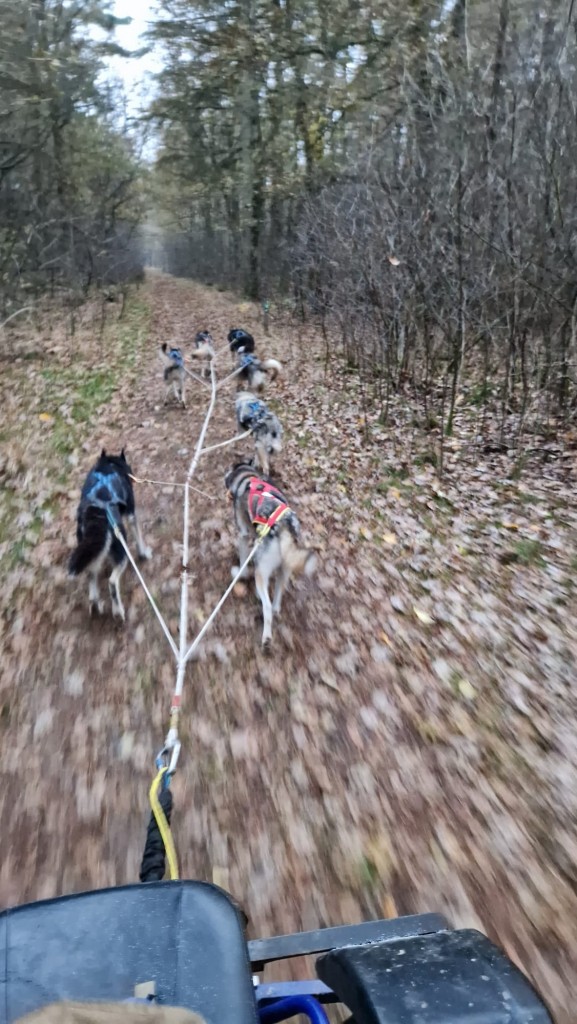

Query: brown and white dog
[190,330,215,379]
[225,461,315,647]
[236,353,282,393]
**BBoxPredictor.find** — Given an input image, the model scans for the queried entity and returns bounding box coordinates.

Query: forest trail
[1,272,577,1020]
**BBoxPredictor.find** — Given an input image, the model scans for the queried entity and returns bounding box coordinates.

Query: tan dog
[190,331,214,379]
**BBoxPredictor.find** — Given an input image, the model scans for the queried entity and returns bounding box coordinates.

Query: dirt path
[1,272,577,1020]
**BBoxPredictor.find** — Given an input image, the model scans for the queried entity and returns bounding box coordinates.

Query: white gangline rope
[131,474,214,500]
[170,360,218,731]
[183,541,260,664]
[108,522,179,659]
[201,429,251,454]
[122,344,263,768]
[216,365,244,391]
[183,365,212,388]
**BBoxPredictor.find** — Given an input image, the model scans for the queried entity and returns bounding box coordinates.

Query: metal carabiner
[156,737,181,777]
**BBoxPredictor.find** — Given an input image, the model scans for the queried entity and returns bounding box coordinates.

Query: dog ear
[101,448,107,458]
[161,342,167,353]
[120,448,126,461]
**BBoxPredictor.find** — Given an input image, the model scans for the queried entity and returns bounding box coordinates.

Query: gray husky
[235,390,282,476]
[160,343,186,406]
[225,462,316,647]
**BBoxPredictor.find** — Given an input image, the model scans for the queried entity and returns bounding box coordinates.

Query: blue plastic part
[255,981,336,1005]
[258,995,330,1024]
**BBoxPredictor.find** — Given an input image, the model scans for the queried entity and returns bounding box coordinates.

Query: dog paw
[89,599,105,617]
[139,546,153,561]
[112,604,126,623]
[261,636,273,654]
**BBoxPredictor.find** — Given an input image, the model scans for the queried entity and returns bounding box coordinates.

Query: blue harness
[168,347,184,367]
[84,470,126,512]
[247,399,267,425]
[241,353,257,368]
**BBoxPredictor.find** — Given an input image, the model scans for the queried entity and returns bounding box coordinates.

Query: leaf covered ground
[1,272,577,1021]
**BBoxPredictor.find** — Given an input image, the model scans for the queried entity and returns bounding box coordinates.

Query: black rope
[139,784,174,882]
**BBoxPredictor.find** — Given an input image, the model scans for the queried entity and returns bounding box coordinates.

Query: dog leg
[128,513,152,561]
[231,530,252,580]
[164,383,172,406]
[272,565,290,616]
[109,558,128,621]
[88,572,104,616]
[255,440,269,476]
[255,567,273,647]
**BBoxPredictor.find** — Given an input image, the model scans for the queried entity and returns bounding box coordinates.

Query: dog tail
[261,358,282,380]
[190,342,213,360]
[68,510,109,577]
[279,530,316,578]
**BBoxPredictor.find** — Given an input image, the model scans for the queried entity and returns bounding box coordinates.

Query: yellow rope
[149,767,180,881]
[255,505,291,539]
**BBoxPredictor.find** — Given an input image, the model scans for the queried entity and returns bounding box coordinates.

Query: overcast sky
[104,0,162,115]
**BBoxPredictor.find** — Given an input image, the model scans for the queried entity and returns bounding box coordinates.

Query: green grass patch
[517,491,540,506]
[414,450,438,470]
[469,382,493,406]
[513,539,545,567]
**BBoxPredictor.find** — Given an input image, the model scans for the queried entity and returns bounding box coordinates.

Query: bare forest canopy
[4,1,577,435]
[148,0,577,437]
[0,0,144,318]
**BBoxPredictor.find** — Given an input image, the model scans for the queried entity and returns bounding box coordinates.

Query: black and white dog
[225,461,315,647]
[228,328,255,362]
[237,353,282,393]
[69,449,151,621]
[160,343,186,406]
[235,390,283,476]
[191,330,215,379]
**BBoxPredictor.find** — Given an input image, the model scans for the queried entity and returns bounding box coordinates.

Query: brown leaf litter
[0,271,576,1020]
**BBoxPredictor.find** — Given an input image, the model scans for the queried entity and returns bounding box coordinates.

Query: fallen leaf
[389,487,401,499]
[233,582,248,598]
[388,255,401,266]
[382,894,398,918]
[458,678,476,700]
[502,522,519,530]
[38,413,54,423]
[212,866,230,889]
[382,532,397,545]
[414,607,433,625]
[320,675,340,691]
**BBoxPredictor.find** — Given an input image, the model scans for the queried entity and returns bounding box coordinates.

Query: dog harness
[168,347,184,366]
[248,477,290,535]
[246,399,266,424]
[85,470,125,512]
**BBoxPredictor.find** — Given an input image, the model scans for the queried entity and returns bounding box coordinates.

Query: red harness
[248,477,290,531]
